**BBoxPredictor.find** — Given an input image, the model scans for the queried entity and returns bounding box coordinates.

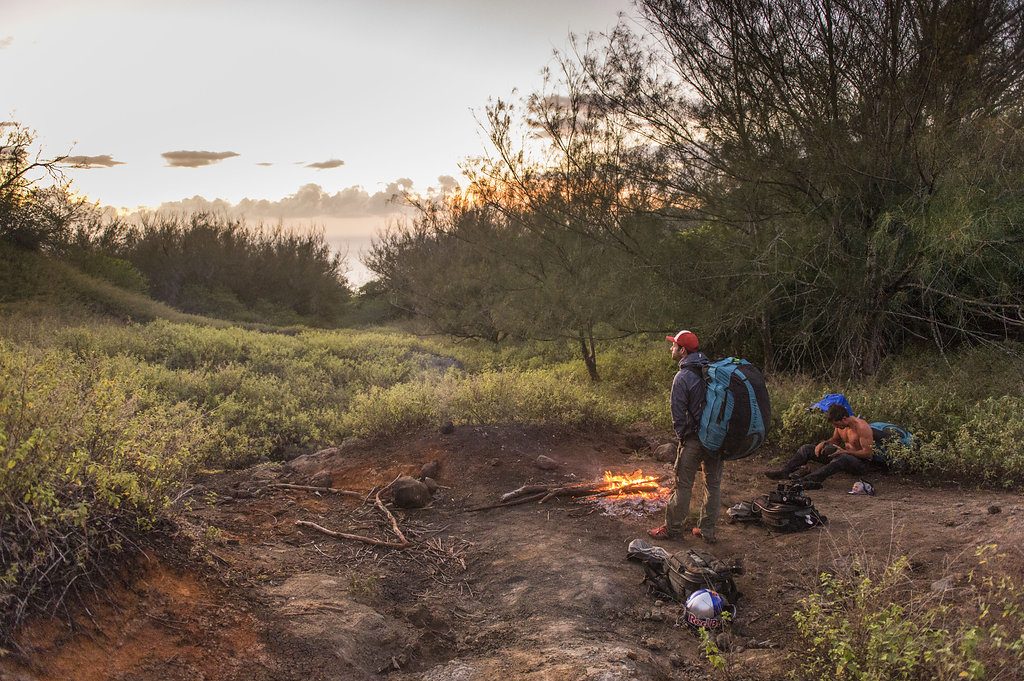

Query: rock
[931,576,954,593]
[420,460,441,480]
[988,504,1001,514]
[308,472,332,488]
[439,420,455,435]
[487,458,500,467]
[249,463,282,481]
[286,448,338,476]
[391,476,432,508]
[641,637,664,651]
[270,573,414,677]
[654,443,677,463]
[338,437,366,452]
[422,476,439,494]
[421,660,476,681]
[624,434,650,451]
[535,455,559,470]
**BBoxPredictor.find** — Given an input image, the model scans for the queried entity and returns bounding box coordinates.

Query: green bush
[794,546,1024,680]
[0,342,208,641]
[341,368,616,438]
[72,253,148,293]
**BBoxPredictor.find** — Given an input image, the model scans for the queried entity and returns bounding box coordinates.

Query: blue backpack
[687,358,772,460]
[869,422,915,464]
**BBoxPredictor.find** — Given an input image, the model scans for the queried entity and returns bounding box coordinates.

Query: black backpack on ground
[739,483,828,532]
[667,549,743,605]
[626,541,743,604]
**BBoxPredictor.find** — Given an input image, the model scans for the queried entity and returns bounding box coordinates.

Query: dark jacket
[671,352,710,441]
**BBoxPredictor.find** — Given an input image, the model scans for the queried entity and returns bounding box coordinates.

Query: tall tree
[575,0,1024,375]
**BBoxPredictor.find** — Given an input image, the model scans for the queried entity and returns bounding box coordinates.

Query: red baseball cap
[665,329,699,351]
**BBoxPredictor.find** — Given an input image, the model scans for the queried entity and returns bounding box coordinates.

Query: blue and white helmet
[684,589,726,630]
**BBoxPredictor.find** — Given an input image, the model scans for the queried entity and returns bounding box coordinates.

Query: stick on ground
[294,491,411,548]
[268,483,364,500]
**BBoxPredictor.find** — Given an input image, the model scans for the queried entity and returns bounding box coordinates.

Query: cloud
[161,150,239,168]
[0,37,12,50]
[154,180,418,219]
[64,154,125,169]
[306,159,345,169]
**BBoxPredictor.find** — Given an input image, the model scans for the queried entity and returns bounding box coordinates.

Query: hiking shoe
[763,469,789,480]
[647,525,677,540]
[691,527,717,544]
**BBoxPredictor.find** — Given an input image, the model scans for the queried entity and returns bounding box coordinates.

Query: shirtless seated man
[765,403,879,485]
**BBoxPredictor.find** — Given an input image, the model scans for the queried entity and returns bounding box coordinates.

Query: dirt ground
[2,425,1023,681]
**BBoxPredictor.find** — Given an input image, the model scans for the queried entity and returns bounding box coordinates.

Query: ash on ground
[586,492,670,518]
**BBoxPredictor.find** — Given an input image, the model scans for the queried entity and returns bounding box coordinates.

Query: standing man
[764,403,877,484]
[649,330,720,543]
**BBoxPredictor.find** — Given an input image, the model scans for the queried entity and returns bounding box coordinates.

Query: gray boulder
[654,443,677,463]
[420,460,440,480]
[535,455,559,470]
[286,446,338,476]
[391,476,432,508]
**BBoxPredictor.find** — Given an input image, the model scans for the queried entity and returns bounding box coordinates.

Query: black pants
[781,443,870,483]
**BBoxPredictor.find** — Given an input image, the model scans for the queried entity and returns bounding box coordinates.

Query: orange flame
[600,470,668,499]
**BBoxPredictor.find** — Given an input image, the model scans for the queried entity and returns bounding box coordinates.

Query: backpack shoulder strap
[681,363,710,382]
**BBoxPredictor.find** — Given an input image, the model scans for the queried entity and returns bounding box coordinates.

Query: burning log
[469,471,669,512]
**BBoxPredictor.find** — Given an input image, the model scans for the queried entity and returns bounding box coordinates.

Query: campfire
[599,470,665,497]
[589,469,671,517]
[475,469,671,517]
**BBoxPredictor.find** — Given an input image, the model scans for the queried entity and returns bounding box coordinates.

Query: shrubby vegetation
[78,213,352,326]
[794,546,1024,680]
[0,341,209,641]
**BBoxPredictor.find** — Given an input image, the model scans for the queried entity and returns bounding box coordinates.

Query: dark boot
[764,444,816,480]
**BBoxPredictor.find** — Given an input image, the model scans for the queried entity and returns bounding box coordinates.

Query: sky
[1,0,635,282]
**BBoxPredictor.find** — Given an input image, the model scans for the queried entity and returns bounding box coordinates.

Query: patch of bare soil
[3,425,1022,680]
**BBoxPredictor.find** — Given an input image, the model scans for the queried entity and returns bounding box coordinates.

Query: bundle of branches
[470,476,668,512]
